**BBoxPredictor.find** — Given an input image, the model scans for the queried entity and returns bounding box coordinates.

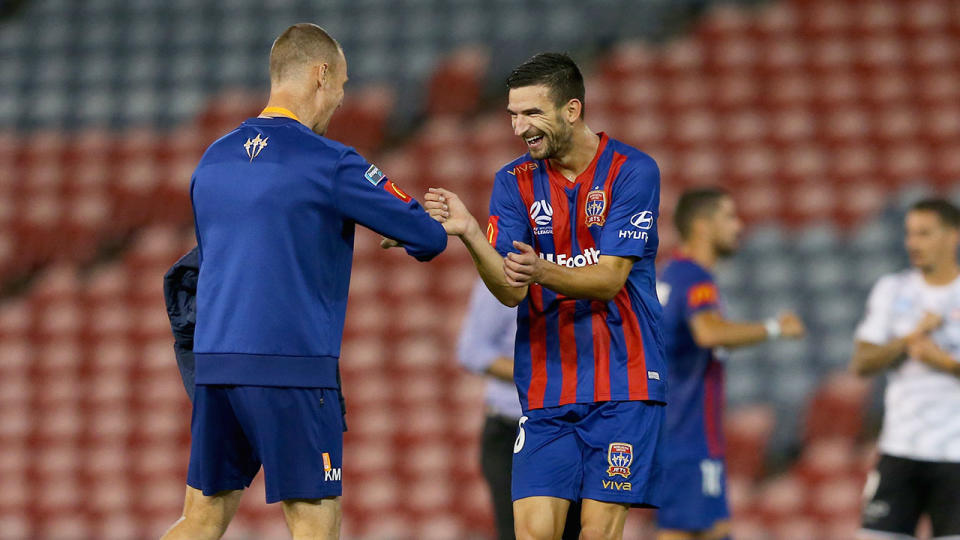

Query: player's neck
[920,261,960,286]
[261,92,313,129]
[548,126,599,181]
[678,242,717,270]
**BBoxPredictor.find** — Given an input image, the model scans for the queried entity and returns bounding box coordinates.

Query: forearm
[921,347,960,377]
[535,260,626,301]
[460,224,527,307]
[851,339,909,376]
[698,320,770,349]
[484,357,514,383]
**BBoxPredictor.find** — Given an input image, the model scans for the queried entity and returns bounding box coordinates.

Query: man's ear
[317,63,329,88]
[565,99,583,123]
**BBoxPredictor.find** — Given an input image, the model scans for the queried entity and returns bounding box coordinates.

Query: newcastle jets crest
[585,188,607,227]
[606,442,633,478]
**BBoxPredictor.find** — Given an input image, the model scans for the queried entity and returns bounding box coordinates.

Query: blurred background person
[457,279,581,540]
[655,188,806,540]
[852,199,960,540]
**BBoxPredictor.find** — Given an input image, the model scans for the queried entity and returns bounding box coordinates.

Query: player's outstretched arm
[851,312,942,376]
[424,188,527,307]
[689,310,805,349]
[503,241,633,301]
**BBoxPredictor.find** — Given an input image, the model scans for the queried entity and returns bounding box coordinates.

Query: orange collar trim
[259,106,302,123]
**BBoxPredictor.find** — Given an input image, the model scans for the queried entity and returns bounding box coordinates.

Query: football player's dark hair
[506,52,586,119]
[674,188,730,240]
[910,198,960,229]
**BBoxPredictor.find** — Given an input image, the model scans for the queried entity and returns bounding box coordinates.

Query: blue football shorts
[656,457,730,532]
[186,384,343,503]
[511,400,665,506]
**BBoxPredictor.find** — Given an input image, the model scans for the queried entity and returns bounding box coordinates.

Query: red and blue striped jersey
[657,257,725,461]
[486,133,666,412]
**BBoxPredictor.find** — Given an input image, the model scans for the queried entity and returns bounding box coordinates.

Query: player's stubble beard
[528,113,574,161]
[713,232,739,259]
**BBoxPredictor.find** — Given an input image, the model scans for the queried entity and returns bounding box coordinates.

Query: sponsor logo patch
[539,247,600,268]
[487,215,500,246]
[618,229,648,240]
[688,283,719,308]
[602,479,632,491]
[529,200,554,236]
[364,164,385,186]
[585,189,606,227]
[383,179,411,202]
[630,211,654,230]
[507,162,538,176]
[606,442,633,478]
[322,452,341,481]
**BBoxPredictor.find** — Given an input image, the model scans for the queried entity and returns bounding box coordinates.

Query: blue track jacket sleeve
[333,149,447,261]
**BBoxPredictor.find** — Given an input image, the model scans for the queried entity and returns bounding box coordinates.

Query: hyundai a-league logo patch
[606,442,633,478]
[364,164,385,186]
[585,189,606,227]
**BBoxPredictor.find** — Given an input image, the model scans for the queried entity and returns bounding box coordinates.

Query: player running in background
[162,24,446,540]
[852,198,960,540]
[655,188,805,540]
[426,53,666,540]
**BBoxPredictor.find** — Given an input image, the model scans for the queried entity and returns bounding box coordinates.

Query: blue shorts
[186,384,343,503]
[656,458,730,532]
[511,400,665,506]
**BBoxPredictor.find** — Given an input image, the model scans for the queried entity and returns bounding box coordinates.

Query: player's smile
[524,131,547,151]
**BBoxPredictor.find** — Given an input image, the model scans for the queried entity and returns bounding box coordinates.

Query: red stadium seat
[771,517,822,540]
[425,47,490,117]
[729,516,768,540]
[793,438,857,487]
[803,371,870,442]
[756,473,808,523]
[599,42,656,83]
[37,515,92,540]
[809,475,864,521]
[725,405,775,480]
[324,85,395,155]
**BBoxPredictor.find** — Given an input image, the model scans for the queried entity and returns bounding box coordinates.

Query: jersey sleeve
[683,279,721,321]
[333,148,447,261]
[855,276,896,344]
[487,169,533,257]
[598,156,660,259]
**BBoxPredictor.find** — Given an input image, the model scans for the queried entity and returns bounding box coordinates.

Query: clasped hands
[419,187,540,288]
[905,312,954,371]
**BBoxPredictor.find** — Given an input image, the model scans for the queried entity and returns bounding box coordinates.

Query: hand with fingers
[380,237,402,249]
[777,311,806,339]
[423,187,477,237]
[503,241,541,287]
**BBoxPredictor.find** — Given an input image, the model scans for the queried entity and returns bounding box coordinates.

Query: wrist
[461,218,484,243]
[764,318,781,340]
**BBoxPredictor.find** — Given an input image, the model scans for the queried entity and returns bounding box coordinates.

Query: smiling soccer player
[425,53,666,540]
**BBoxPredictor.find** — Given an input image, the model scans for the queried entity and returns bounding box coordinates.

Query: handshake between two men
[383,187,544,306]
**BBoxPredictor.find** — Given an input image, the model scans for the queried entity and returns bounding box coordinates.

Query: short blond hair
[269,23,341,82]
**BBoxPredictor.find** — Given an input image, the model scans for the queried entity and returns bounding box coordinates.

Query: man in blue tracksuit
[161,24,447,540]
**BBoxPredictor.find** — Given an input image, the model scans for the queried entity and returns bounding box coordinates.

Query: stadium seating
[2,0,959,538]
